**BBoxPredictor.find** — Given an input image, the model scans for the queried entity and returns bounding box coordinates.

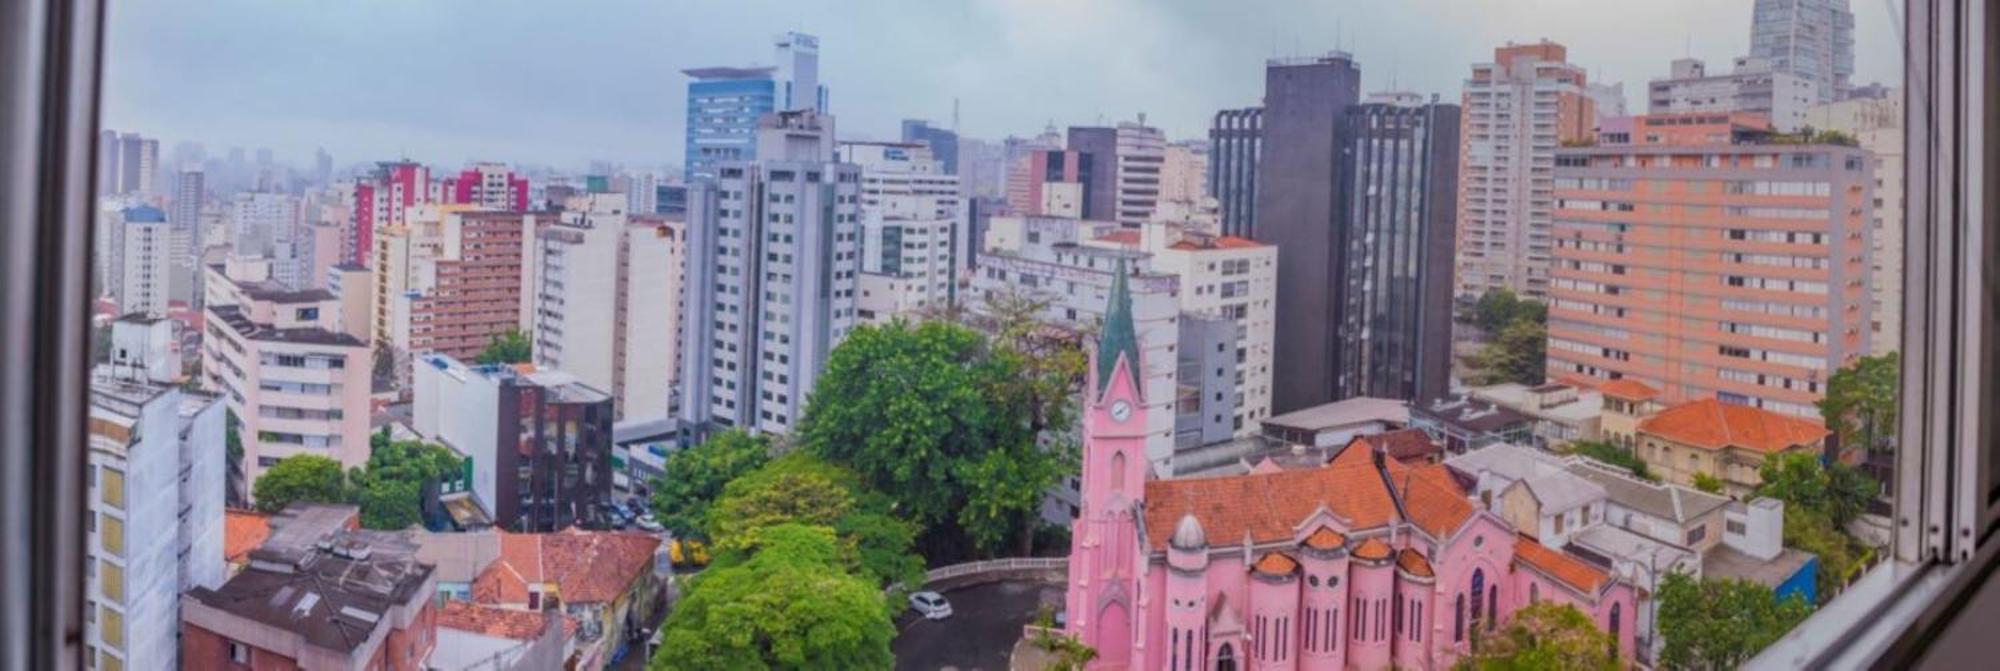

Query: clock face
[1109,400,1133,423]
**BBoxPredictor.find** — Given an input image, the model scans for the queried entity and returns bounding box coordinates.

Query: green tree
[704,453,858,551]
[650,429,770,542]
[652,524,894,670]
[800,320,1064,560]
[1469,319,1549,385]
[1569,440,1655,481]
[1463,602,1618,671]
[1469,288,1547,334]
[1785,506,1863,604]
[350,438,462,530]
[1692,471,1725,495]
[1757,452,1873,528]
[1656,573,1811,669]
[473,329,533,365]
[1818,352,1899,461]
[967,291,1088,555]
[251,455,349,513]
[1030,606,1100,671]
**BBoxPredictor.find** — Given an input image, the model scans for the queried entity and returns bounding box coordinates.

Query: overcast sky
[102,0,1905,172]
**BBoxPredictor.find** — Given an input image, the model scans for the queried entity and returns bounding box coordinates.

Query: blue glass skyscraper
[683,32,828,181]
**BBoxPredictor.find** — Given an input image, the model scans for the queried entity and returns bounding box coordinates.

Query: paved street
[893,580,1063,671]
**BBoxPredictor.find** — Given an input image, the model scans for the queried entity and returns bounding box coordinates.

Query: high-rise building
[680,110,860,436]
[170,167,204,305]
[227,192,306,289]
[1587,82,1630,122]
[98,130,159,196]
[98,205,176,317]
[838,141,962,323]
[1209,107,1263,238]
[683,32,828,181]
[1749,0,1855,102]
[1455,41,1597,302]
[527,195,683,421]
[413,354,615,531]
[445,162,530,210]
[1806,93,1903,355]
[352,160,434,266]
[1547,112,1873,418]
[1255,52,1362,412]
[86,323,227,671]
[1152,140,1213,228]
[1335,98,1463,403]
[1066,120,1167,227]
[901,119,960,175]
[199,256,374,489]
[1647,57,1821,131]
[1005,149,1095,218]
[314,147,333,185]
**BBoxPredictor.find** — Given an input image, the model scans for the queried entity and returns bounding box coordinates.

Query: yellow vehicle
[669,539,710,567]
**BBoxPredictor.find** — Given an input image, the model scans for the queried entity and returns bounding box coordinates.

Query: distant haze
[104,0,1906,170]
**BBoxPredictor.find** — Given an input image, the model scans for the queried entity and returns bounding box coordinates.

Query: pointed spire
[1095,258,1142,393]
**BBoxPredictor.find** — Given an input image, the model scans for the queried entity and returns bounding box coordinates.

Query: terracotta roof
[1396,549,1435,578]
[471,528,661,606]
[1351,538,1392,561]
[1167,235,1266,251]
[1094,230,1142,244]
[1253,552,1299,576]
[1357,429,1443,463]
[437,600,552,641]
[1598,379,1661,401]
[223,509,271,564]
[1513,535,1610,595]
[1303,527,1347,550]
[1142,442,1475,551]
[1638,399,1829,454]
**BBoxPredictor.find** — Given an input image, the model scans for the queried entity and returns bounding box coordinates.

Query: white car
[908,591,953,620]
[635,513,664,533]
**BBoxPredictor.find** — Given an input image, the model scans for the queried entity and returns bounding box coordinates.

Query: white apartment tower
[1455,41,1597,301]
[527,194,684,421]
[837,140,961,323]
[681,110,862,435]
[1647,57,1821,131]
[99,205,178,318]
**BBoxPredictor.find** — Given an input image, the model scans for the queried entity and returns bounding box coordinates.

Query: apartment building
[1647,57,1821,132]
[1456,40,1598,301]
[413,355,616,532]
[371,206,545,363]
[180,526,437,671]
[227,191,306,288]
[527,195,683,421]
[200,256,374,486]
[444,162,530,211]
[98,204,178,318]
[1067,120,1166,227]
[1547,112,1875,417]
[1806,93,1904,355]
[839,141,961,323]
[1749,0,1855,102]
[85,320,227,671]
[1208,107,1262,238]
[680,109,861,436]
[1005,148,1094,218]
[353,160,435,266]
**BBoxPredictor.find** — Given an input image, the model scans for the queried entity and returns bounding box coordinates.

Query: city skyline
[103,0,1905,169]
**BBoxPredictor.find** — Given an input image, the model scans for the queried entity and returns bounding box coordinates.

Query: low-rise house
[180,525,436,671]
[433,601,573,671]
[468,529,663,669]
[1595,379,1664,449]
[1633,399,1830,498]
[1466,382,1603,448]
[1411,395,1534,454]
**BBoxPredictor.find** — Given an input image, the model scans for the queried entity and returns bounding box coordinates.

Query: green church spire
[1096,258,1142,393]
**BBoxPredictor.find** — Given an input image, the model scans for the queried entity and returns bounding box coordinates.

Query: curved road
[893,580,1064,671]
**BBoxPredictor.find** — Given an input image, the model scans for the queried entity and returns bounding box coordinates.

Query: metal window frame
[0,0,104,669]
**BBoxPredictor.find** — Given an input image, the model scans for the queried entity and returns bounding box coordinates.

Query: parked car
[635,513,664,532]
[908,591,953,620]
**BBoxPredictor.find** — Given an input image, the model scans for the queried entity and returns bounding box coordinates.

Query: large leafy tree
[1469,288,1547,335]
[1818,352,1899,459]
[650,429,771,542]
[473,329,533,365]
[652,524,894,670]
[1758,451,1873,529]
[700,453,925,594]
[350,438,463,530]
[800,320,1065,560]
[1464,602,1618,671]
[1469,319,1549,386]
[1657,573,1811,669]
[251,454,350,513]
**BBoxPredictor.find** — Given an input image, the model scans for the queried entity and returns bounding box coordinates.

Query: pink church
[1065,268,1638,670]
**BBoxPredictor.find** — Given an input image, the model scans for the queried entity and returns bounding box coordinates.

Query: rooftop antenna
[952,97,960,135]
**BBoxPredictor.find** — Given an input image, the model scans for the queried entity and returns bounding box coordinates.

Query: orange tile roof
[1253,552,1299,576]
[436,600,552,640]
[1167,235,1267,251]
[471,529,661,606]
[1396,549,1435,578]
[1142,441,1476,551]
[1303,527,1347,550]
[1638,398,1829,453]
[1598,379,1661,401]
[1358,429,1443,463]
[1094,230,1142,244]
[1351,538,1393,561]
[1513,535,1610,595]
[223,509,271,564]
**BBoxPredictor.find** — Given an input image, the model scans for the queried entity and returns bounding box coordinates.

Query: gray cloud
[102,0,1906,171]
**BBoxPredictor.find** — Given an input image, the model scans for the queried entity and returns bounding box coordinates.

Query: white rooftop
[1264,397,1410,433]
[1444,442,1570,483]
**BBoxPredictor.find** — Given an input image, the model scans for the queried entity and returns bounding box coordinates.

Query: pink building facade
[1067,268,1638,670]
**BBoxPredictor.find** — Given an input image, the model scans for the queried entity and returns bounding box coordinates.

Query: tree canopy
[799,320,1069,560]
[473,329,533,365]
[1657,573,1811,669]
[1464,602,1619,671]
[650,429,771,542]
[1469,318,1549,386]
[701,453,926,594]
[251,454,349,513]
[651,523,895,671]
[1758,451,1873,529]
[1469,288,1547,335]
[1819,352,1899,459]
[350,437,463,530]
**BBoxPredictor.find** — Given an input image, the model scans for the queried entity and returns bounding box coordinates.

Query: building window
[1455,594,1465,642]
[227,640,250,664]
